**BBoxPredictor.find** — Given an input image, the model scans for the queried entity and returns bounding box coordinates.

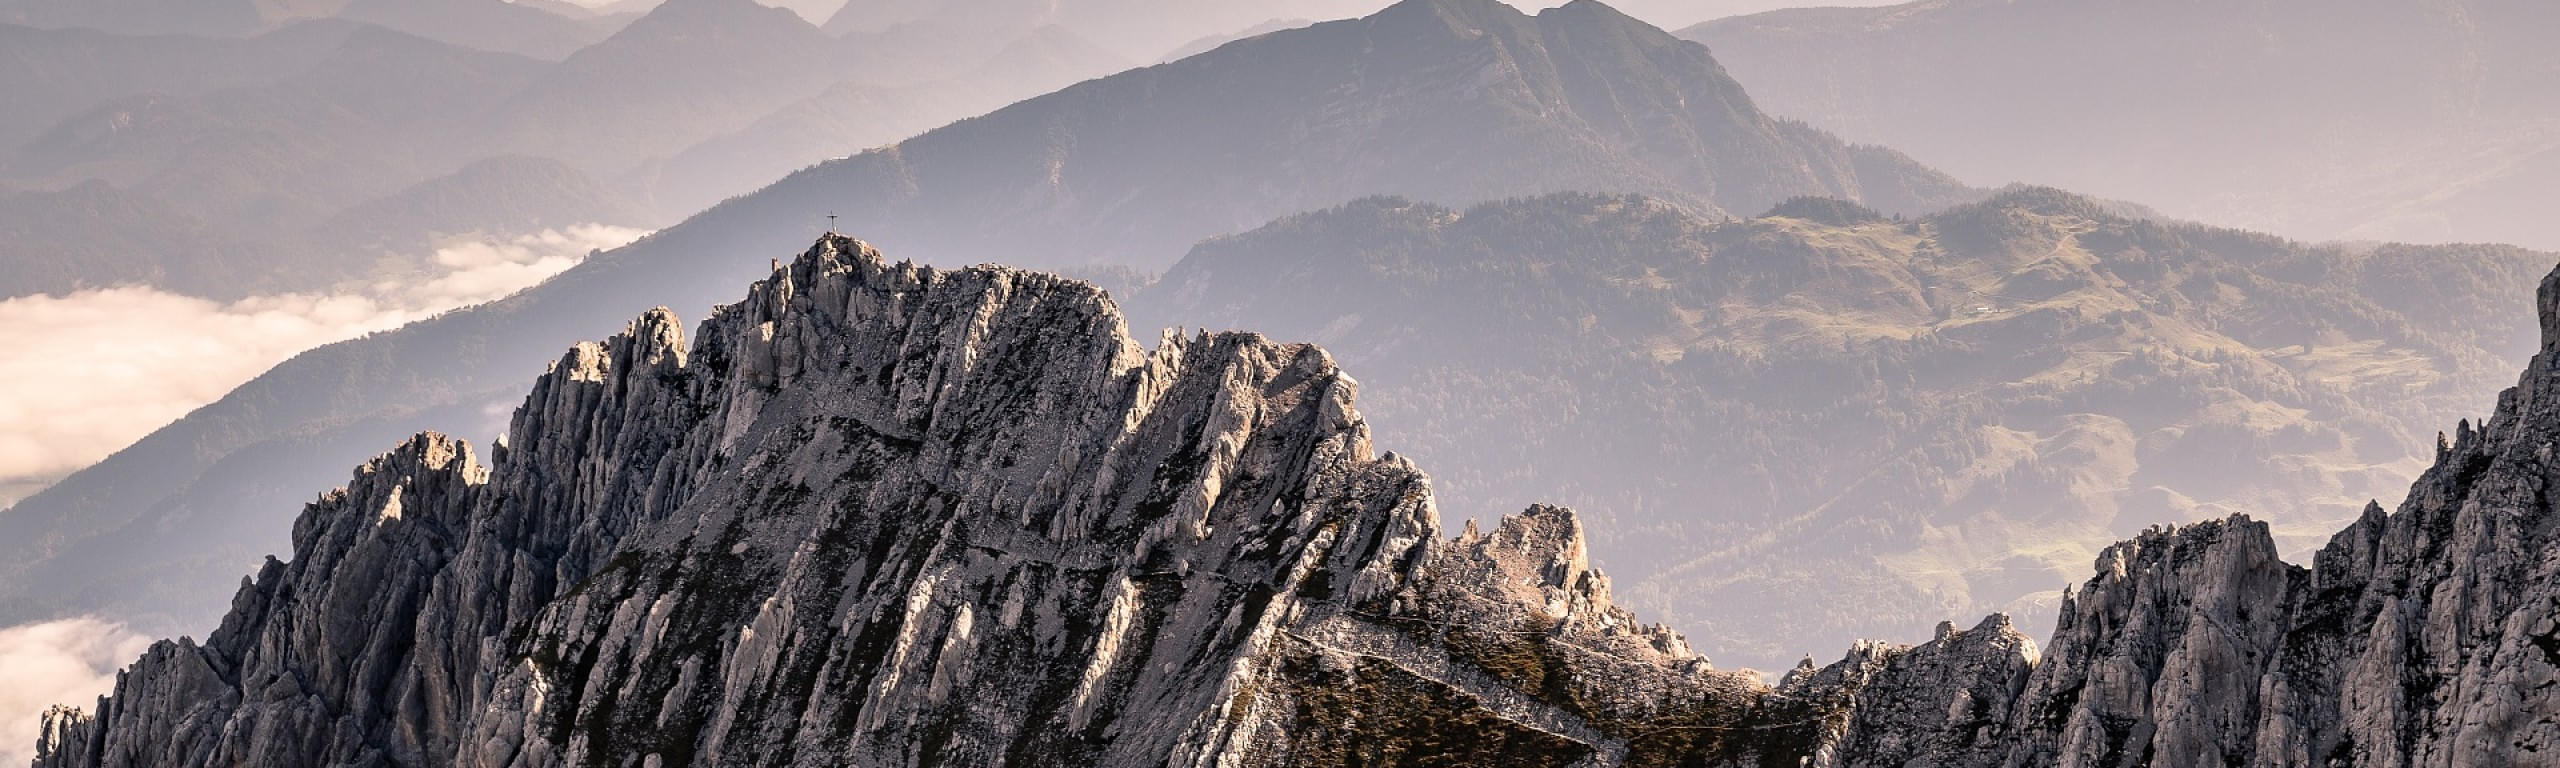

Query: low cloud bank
[0,224,646,508]
[0,617,153,765]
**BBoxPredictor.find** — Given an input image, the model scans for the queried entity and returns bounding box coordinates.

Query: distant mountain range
[0,182,272,294]
[1682,0,2560,250]
[0,0,1973,646]
[1,0,2032,303]
[336,0,621,59]
[5,0,2554,677]
[819,0,1386,63]
[0,0,327,37]
[781,0,1971,273]
[0,0,1136,300]
[37,230,2560,768]
[1134,189,2550,666]
[0,20,630,298]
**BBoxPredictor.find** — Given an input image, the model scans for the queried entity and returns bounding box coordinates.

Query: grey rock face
[1782,269,2560,766]
[2000,517,2296,767]
[1962,270,2560,767]
[1785,615,2036,768]
[32,236,2560,767]
[32,237,1844,767]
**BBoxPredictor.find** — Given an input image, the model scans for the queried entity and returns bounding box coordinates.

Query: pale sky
[634,0,1914,37]
[1591,0,1906,29]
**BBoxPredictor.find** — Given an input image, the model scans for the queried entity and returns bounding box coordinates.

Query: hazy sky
[647,0,1910,37]
[1597,0,1905,28]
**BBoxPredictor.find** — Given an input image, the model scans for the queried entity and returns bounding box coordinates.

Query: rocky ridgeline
[32,237,2560,767]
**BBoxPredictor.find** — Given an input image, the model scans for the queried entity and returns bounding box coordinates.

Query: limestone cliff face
[30,236,2560,768]
[31,237,1844,768]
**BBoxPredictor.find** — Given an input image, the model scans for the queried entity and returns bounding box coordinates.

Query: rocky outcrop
[1968,271,2560,766]
[30,236,1857,768]
[1779,614,2036,768]
[30,235,2560,767]
[1999,517,2297,767]
[1785,268,2560,766]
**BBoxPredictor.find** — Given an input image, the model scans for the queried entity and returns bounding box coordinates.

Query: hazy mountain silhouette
[488,0,841,173]
[308,155,646,256]
[10,25,550,228]
[0,21,361,151]
[0,0,617,46]
[0,181,273,296]
[1155,17,1310,64]
[0,0,1971,640]
[791,0,1972,272]
[0,0,307,36]
[335,0,613,59]
[0,24,623,297]
[820,0,1385,62]
[0,0,1123,299]
[1683,0,2560,250]
[643,23,1132,219]
[1134,189,2552,667]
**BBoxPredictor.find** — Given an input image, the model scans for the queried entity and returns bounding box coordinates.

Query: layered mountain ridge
[0,0,1139,300]
[33,236,2560,766]
[778,0,1973,273]
[26,236,1840,766]
[0,0,1970,645]
[1136,189,2551,668]
[1681,0,2560,250]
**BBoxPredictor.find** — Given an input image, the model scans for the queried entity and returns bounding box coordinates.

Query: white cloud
[0,224,646,509]
[0,617,153,766]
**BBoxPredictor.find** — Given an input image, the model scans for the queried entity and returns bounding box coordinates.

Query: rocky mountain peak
[32,236,2560,766]
[34,235,1828,766]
